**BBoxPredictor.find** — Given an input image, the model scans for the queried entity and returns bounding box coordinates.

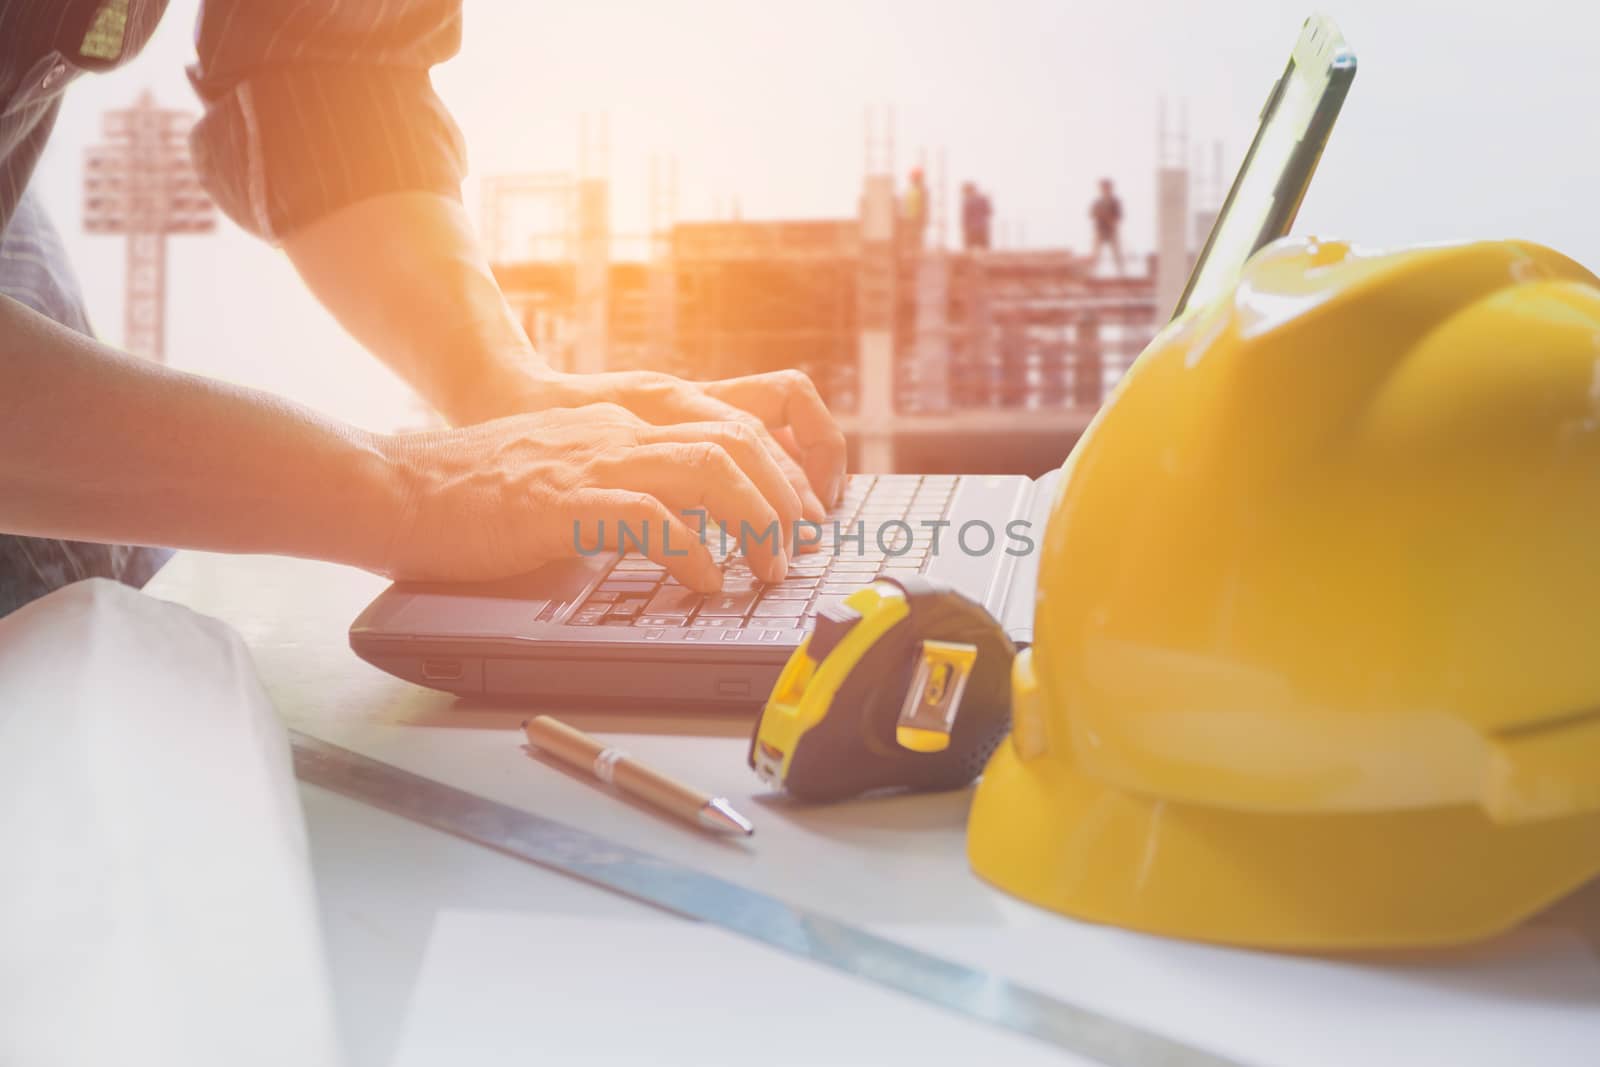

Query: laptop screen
[1172,15,1357,320]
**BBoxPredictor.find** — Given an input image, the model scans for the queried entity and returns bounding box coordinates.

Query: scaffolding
[1192,139,1227,254]
[1154,98,1191,321]
[480,173,574,264]
[670,220,859,407]
[941,253,1158,409]
[490,226,1159,416]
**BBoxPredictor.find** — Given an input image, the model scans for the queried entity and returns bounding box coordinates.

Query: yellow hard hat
[968,236,1600,950]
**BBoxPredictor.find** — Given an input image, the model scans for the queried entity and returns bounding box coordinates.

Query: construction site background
[484,112,1220,475]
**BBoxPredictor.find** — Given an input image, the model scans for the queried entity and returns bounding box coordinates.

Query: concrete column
[857,173,897,472]
[574,177,609,375]
[910,253,952,412]
[646,257,676,374]
[1154,165,1189,321]
[1074,313,1103,407]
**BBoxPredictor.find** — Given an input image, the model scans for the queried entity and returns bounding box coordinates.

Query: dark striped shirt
[0,0,468,244]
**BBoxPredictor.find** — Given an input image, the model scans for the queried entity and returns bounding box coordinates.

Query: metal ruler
[290,731,1247,1067]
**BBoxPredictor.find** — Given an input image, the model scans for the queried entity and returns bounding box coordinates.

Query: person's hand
[501,368,847,523]
[375,403,804,590]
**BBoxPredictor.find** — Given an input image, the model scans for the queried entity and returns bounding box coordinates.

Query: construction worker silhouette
[1089,178,1125,274]
[961,182,992,251]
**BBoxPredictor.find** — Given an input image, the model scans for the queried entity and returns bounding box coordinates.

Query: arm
[188,0,844,515]
[186,0,491,424]
[0,295,398,568]
[0,295,786,588]
[278,191,536,427]
[279,191,845,516]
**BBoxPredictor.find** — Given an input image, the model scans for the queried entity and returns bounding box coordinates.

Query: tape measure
[748,577,1016,802]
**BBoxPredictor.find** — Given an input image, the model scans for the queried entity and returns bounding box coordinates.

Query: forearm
[281,191,542,425]
[0,296,402,569]
[277,194,844,517]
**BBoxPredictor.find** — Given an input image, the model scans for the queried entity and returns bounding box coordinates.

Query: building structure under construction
[486,124,1207,475]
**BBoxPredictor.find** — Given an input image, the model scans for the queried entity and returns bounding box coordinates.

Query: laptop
[350,15,1356,708]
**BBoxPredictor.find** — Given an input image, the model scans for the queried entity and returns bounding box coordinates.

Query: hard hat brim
[969,738,1600,951]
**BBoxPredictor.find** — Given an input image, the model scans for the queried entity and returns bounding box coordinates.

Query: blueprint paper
[390,910,1082,1067]
[0,579,342,1067]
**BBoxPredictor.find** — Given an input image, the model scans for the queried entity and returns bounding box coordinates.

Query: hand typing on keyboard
[507,368,847,524]
[377,402,825,591]
[568,475,957,635]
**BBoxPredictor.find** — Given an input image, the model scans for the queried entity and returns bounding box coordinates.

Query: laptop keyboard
[567,474,958,635]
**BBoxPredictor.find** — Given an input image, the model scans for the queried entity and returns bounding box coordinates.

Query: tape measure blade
[289,732,1246,1067]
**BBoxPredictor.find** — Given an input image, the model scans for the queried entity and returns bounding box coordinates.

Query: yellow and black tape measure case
[748,577,1015,802]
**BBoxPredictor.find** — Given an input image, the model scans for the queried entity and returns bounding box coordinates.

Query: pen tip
[700,797,755,836]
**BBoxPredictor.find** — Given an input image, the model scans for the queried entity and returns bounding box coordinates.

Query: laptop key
[636,615,686,627]
[644,586,704,617]
[751,601,806,617]
[599,580,658,595]
[571,607,610,625]
[691,617,742,628]
[760,586,814,600]
[698,587,760,616]
[608,600,645,619]
[817,583,866,596]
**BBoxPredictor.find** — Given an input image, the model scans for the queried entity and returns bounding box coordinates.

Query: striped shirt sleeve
[186,0,467,243]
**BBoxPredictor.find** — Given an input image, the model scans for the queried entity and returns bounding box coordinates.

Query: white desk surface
[146,553,1600,1067]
